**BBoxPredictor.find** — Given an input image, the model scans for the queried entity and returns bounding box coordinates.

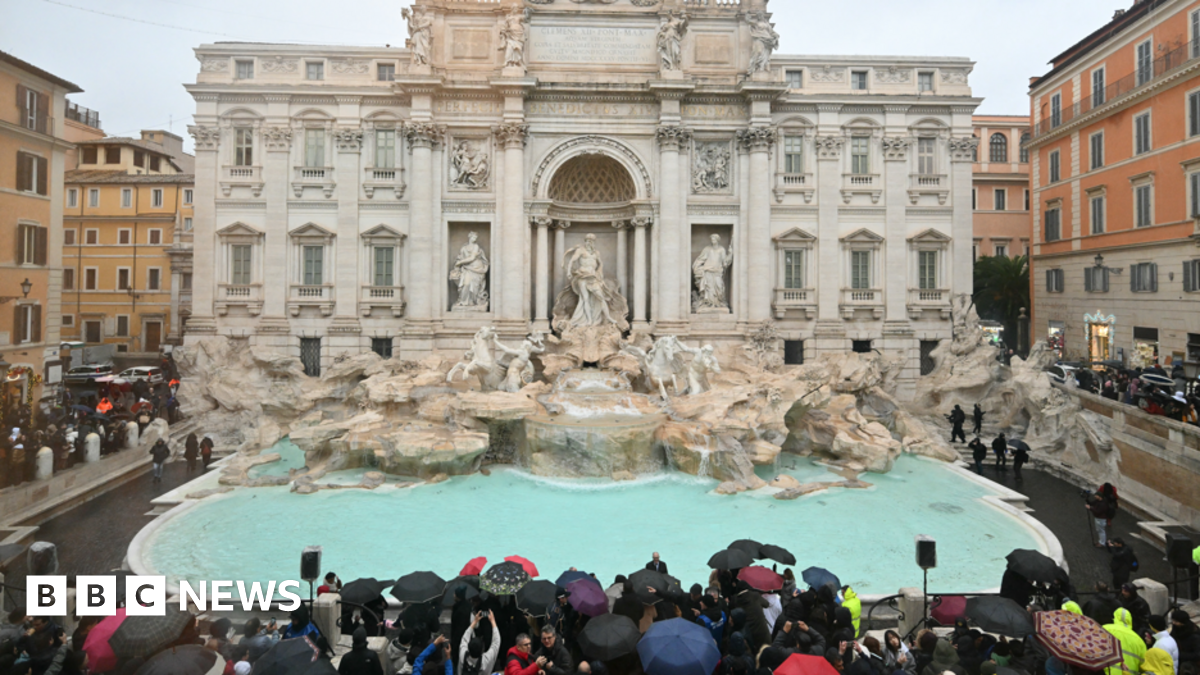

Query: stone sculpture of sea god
[447,326,546,393]
[692,234,733,312]
[450,231,489,310]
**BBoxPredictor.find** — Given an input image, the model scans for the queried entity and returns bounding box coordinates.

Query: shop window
[1132,326,1160,368]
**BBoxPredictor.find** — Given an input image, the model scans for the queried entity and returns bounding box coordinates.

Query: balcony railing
[225,165,260,180]
[908,174,949,205]
[843,289,881,303]
[289,284,334,316]
[845,173,878,187]
[296,167,330,180]
[910,174,944,188]
[909,288,948,304]
[1034,38,1200,139]
[360,285,406,317]
[774,172,815,203]
[772,287,816,319]
[293,285,329,299]
[65,101,100,129]
[215,283,262,316]
[292,167,335,198]
[781,173,809,186]
[363,166,406,199]
[221,165,264,197]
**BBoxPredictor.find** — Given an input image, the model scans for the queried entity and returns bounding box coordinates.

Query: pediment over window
[840,227,883,243]
[907,228,950,243]
[773,227,817,244]
[361,224,406,243]
[216,222,263,238]
[290,222,336,241]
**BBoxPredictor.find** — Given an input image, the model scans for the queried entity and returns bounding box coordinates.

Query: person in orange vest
[95,397,113,414]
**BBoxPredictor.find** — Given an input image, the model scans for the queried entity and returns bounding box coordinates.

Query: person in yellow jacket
[1104,607,1147,675]
[1141,647,1174,675]
[1061,600,1083,615]
[840,586,862,637]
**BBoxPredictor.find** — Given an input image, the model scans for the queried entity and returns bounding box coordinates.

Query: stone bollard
[313,591,341,647]
[125,421,140,450]
[85,433,101,463]
[35,447,53,480]
[896,587,926,639]
[1134,578,1169,616]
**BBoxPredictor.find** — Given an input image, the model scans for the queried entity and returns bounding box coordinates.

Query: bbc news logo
[28,576,304,616]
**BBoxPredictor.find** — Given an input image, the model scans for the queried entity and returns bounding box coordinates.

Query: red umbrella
[775,653,840,675]
[931,595,967,625]
[460,557,487,576]
[738,566,784,592]
[131,401,153,413]
[1034,610,1122,670]
[505,555,539,577]
[82,608,126,673]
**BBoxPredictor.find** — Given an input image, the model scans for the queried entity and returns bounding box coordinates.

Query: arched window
[971,134,979,162]
[1018,131,1031,163]
[989,133,1008,163]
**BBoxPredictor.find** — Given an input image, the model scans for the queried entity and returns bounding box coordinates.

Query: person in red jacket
[505,634,542,675]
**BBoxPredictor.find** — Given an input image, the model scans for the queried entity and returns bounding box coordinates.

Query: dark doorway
[784,340,804,365]
[852,340,872,354]
[300,337,321,377]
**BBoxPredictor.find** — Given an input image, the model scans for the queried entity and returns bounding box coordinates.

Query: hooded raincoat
[1103,608,1147,675]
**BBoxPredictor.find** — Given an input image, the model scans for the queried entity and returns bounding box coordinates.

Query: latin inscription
[682,104,745,120]
[527,101,659,117]
[529,25,656,65]
[435,100,504,114]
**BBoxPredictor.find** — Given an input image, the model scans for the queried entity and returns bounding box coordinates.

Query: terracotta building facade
[972,115,1031,260]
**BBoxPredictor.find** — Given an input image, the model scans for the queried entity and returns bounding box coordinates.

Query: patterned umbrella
[108,609,194,659]
[1034,610,1122,671]
[481,561,530,596]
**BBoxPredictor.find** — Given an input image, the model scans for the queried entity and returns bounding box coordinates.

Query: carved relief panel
[448,136,492,191]
[692,140,733,194]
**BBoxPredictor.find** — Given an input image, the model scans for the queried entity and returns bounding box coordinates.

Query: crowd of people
[0,359,182,489]
[1072,363,1198,427]
[3,542,1196,675]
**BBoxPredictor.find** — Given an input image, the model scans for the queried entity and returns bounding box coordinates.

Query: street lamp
[0,279,33,305]
[1094,254,1104,268]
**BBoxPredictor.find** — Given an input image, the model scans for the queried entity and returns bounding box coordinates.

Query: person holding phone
[460,610,500,675]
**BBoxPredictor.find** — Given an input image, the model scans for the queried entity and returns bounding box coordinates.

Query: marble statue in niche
[500,8,530,68]
[564,234,621,328]
[450,231,490,310]
[692,233,733,312]
[451,140,490,190]
[656,12,688,71]
[693,142,731,193]
[747,12,779,74]
[403,7,434,66]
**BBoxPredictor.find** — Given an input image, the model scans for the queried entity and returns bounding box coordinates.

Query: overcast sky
[3,0,1124,152]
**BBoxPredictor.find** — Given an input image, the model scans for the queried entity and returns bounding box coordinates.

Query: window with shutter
[35,226,47,265]
[1185,260,1196,292]
[35,155,46,195]
[1084,268,1093,292]
[31,305,41,343]
[1150,263,1158,292]
[16,84,28,128]
[16,224,26,264]
[35,92,48,134]
[16,152,30,192]
[13,306,22,343]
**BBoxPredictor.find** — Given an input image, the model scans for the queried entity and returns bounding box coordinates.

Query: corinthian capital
[737,126,777,152]
[188,125,220,152]
[630,216,653,229]
[405,122,446,149]
[881,136,912,161]
[948,135,980,162]
[335,128,364,152]
[531,216,553,228]
[813,135,845,160]
[262,126,293,152]
[493,123,529,148]
[656,125,693,151]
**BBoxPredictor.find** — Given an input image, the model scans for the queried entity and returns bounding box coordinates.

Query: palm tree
[973,254,1029,350]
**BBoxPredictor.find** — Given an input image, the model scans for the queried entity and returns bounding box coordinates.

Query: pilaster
[655,125,692,329]
[883,135,911,322]
[404,122,445,342]
[814,134,844,321]
[262,125,293,322]
[333,127,363,327]
[949,136,979,294]
[737,126,777,323]
[494,123,530,333]
[186,125,219,336]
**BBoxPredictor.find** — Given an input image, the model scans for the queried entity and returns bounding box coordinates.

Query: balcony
[1033,38,1200,140]
[841,173,881,204]
[840,288,883,319]
[64,101,101,129]
[907,288,952,320]
[363,166,406,199]
[360,285,406,317]
[772,287,816,319]
[215,283,262,316]
[292,167,335,199]
[908,174,949,205]
[289,284,334,316]
[220,165,263,198]
[773,173,814,204]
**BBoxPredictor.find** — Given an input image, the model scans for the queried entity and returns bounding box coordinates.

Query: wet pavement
[0,458,1184,613]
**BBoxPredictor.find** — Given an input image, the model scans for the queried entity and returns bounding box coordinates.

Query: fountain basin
[521,413,667,477]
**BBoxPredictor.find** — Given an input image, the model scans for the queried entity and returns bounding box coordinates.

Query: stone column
[631,216,651,327]
[533,216,552,328]
[882,136,912,322]
[258,125,293,328]
[813,134,845,322]
[185,126,220,337]
[553,221,569,298]
[494,124,530,330]
[404,123,444,323]
[738,126,777,323]
[949,136,979,294]
[333,128,364,323]
[655,126,692,327]
[614,221,628,296]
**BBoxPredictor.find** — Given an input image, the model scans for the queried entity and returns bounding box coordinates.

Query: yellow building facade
[0,50,80,416]
[63,134,194,353]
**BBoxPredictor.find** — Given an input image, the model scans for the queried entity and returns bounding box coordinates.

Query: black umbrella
[757,544,796,566]
[729,539,764,558]
[707,548,754,570]
[1007,439,1031,453]
[1005,549,1059,584]
[965,596,1035,637]
[481,561,530,596]
[441,576,481,607]
[629,569,681,605]
[134,644,223,675]
[391,571,446,603]
[341,577,392,606]
[251,637,325,675]
[579,613,642,661]
[108,609,194,659]
[555,570,594,588]
[516,579,559,617]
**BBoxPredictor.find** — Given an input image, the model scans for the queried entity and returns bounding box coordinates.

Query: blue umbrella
[801,566,840,591]
[555,570,595,588]
[637,618,720,675]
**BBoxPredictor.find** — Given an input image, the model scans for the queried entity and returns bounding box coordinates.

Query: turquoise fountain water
[141,440,1044,596]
